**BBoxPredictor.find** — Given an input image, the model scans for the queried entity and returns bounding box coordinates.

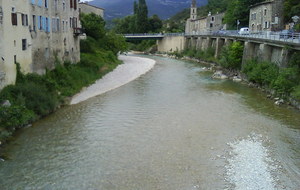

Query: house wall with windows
[0,0,80,88]
[30,0,80,74]
[0,0,32,88]
[249,0,284,32]
[185,13,225,34]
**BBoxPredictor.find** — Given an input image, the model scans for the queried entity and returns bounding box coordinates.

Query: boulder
[212,71,228,80]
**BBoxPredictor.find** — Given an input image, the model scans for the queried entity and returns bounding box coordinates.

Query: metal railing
[185,30,300,44]
[123,31,300,44]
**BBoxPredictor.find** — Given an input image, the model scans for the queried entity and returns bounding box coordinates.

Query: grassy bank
[169,42,300,103]
[0,12,127,145]
[0,49,120,144]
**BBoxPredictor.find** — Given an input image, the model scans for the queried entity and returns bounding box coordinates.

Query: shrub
[220,42,244,69]
[243,59,279,86]
[271,67,299,96]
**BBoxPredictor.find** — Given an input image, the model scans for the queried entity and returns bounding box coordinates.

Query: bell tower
[190,0,197,20]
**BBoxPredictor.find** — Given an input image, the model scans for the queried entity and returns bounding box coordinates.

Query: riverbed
[0,55,299,189]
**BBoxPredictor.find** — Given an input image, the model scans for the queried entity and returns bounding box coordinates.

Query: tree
[80,13,105,40]
[224,0,264,29]
[136,0,149,33]
[148,15,163,32]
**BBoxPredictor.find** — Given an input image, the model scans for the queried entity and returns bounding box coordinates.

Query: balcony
[73,27,83,36]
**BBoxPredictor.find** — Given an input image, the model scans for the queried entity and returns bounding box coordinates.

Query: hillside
[85,0,208,20]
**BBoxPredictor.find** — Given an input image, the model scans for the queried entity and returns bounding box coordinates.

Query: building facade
[79,2,104,18]
[0,0,81,89]
[249,0,284,32]
[185,0,225,34]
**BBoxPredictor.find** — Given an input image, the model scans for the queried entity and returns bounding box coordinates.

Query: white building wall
[0,0,32,88]
[79,3,104,18]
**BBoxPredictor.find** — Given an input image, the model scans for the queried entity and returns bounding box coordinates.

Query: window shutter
[70,0,73,8]
[31,0,35,4]
[48,17,51,32]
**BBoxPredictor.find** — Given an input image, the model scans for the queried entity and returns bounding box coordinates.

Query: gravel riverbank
[70,55,156,104]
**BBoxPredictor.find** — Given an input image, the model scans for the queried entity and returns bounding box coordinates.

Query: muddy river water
[0,56,299,189]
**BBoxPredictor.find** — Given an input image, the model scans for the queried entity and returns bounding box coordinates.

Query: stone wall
[157,36,185,53]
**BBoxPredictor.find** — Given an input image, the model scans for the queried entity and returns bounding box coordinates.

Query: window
[22,39,27,51]
[74,0,77,10]
[38,16,42,30]
[70,17,72,28]
[32,15,36,31]
[63,1,66,11]
[45,0,48,8]
[73,17,77,28]
[57,18,60,31]
[264,21,269,29]
[264,9,267,16]
[14,55,17,63]
[70,0,73,8]
[54,0,58,11]
[211,16,215,22]
[11,13,17,25]
[62,21,65,32]
[210,23,213,28]
[22,14,28,26]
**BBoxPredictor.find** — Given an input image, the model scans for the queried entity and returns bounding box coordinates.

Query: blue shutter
[48,17,51,32]
[31,0,35,4]
[38,0,42,7]
[43,17,46,31]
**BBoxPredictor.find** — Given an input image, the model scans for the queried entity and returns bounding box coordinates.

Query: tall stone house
[185,0,225,34]
[0,0,81,89]
[249,0,284,32]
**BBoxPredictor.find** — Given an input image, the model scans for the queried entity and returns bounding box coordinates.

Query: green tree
[284,0,300,24]
[136,0,149,33]
[80,13,105,40]
[224,0,264,29]
[220,41,244,69]
[148,14,163,32]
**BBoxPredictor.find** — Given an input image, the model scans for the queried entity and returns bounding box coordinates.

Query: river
[0,56,299,190]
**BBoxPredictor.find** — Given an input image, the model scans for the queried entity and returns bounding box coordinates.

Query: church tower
[190,0,197,20]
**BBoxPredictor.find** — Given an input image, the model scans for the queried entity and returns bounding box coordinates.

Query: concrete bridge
[124,31,300,66]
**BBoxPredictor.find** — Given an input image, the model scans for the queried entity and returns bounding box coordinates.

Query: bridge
[124,31,300,45]
[124,31,300,67]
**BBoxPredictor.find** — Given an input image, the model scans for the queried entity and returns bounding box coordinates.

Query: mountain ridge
[84,0,208,20]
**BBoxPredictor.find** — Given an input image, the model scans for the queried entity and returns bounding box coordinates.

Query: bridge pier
[215,38,225,59]
[242,42,255,65]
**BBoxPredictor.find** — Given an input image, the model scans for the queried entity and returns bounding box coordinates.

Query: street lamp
[292,15,299,30]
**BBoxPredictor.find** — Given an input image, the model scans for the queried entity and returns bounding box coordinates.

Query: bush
[291,85,300,100]
[220,42,244,69]
[243,59,279,86]
[271,67,299,96]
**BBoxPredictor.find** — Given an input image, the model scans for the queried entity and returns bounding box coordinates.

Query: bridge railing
[185,30,300,44]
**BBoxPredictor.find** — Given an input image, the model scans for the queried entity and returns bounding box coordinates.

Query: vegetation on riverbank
[168,42,300,104]
[0,13,127,144]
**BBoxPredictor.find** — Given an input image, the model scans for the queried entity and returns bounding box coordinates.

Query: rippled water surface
[0,56,300,189]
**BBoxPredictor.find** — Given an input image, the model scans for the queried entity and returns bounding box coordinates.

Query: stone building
[79,2,104,18]
[249,0,284,32]
[185,0,225,34]
[0,0,81,89]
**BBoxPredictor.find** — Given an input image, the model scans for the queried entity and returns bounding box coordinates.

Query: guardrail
[185,30,300,44]
[123,31,300,44]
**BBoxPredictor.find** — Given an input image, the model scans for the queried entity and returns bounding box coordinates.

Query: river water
[0,56,299,190]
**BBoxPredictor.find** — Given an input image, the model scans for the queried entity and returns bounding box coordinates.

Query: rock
[212,71,228,80]
[232,76,242,82]
[275,99,284,105]
[274,97,280,101]
[1,100,11,107]
[267,95,272,99]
